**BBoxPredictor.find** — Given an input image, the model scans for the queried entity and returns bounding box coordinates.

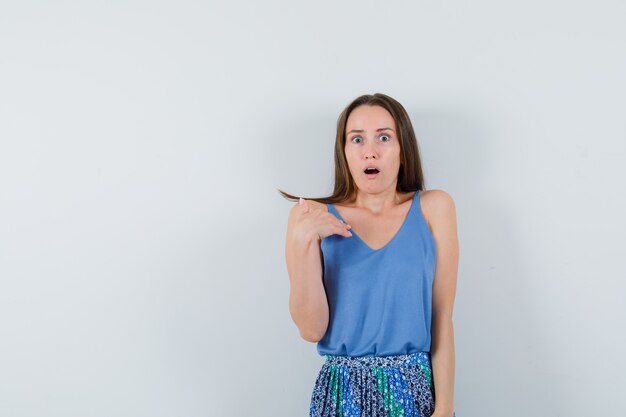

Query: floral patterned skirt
[309,351,456,417]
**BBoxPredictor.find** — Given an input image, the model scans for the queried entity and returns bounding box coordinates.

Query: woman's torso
[316,190,437,357]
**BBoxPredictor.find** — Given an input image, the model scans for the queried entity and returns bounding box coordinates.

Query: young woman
[281,93,459,417]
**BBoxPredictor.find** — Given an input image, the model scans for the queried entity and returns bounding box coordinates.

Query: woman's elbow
[300,326,326,343]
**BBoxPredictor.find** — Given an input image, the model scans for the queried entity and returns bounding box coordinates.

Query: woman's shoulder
[419,189,457,230]
[288,198,330,219]
[420,189,455,208]
[306,199,330,212]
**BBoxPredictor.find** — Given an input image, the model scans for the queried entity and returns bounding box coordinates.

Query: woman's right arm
[285,201,329,342]
[285,199,352,342]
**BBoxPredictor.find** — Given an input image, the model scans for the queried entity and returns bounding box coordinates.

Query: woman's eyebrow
[346,127,395,134]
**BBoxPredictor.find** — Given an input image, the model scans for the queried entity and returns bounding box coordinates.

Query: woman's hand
[294,198,352,243]
[430,410,455,417]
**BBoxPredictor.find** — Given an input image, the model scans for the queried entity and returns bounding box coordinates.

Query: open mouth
[364,167,380,176]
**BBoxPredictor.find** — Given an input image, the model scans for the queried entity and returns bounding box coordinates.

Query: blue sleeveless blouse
[317,190,437,357]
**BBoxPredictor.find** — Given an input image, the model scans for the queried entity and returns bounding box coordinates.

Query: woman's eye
[350,135,390,143]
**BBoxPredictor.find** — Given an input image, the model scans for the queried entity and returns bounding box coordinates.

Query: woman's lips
[363,167,380,178]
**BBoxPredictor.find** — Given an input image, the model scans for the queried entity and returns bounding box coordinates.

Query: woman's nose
[364,143,378,159]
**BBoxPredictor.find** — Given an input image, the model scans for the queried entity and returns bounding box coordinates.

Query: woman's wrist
[431,407,455,417]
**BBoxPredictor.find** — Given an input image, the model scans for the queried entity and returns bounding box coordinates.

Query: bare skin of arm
[423,190,460,417]
[285,199,353,342]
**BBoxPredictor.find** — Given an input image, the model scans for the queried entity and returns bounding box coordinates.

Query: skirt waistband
[324,351,431,368]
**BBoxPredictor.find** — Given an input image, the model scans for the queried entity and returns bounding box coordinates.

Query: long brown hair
[277,93,426,204]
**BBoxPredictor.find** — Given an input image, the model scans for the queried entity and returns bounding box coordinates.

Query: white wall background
[1,1,624,416]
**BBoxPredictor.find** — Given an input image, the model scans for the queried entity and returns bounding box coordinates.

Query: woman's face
[344,105,401,194]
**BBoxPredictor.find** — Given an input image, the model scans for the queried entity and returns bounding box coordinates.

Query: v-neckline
[328,191,418,252]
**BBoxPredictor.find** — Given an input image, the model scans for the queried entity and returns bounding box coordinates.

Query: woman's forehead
[346,105,396,131]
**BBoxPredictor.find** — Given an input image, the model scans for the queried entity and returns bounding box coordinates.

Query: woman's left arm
[425,190,459,417]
